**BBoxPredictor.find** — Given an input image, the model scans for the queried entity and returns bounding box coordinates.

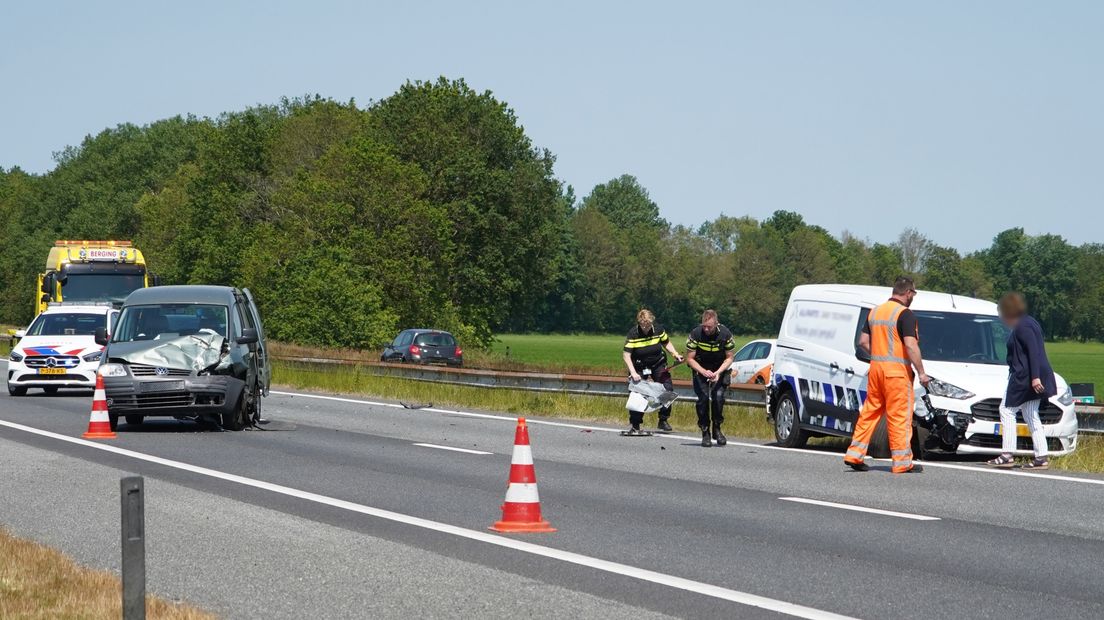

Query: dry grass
[0,528,214,620]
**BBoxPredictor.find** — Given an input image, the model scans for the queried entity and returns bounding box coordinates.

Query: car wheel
[868,417,891,459]
[8,385,27,396]
[125,415,144,427]
[43,386,59,395]
[773,390,808,448]
[109,414,119,432]
[221,392,248,431]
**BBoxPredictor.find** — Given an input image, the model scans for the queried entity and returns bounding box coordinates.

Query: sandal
[987,454,1015,469]
[1024,458,1049,470]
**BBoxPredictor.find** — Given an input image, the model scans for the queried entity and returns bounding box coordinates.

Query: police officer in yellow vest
[623,309,683,432]
[845,276,931,473]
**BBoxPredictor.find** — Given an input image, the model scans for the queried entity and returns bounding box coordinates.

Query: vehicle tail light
[409,344,421,355]
[455,347,463,357]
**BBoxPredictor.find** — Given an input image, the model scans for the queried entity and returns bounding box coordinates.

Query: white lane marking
[413,442,492,455]
[779,497,941,521]
[0,419,852,620]
[270,390,1104,487]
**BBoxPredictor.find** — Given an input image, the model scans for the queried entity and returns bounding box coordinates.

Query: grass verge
[0,527,213,620]
[274,360,775,440]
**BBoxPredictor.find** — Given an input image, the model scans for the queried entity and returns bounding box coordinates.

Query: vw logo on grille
[45,357,57,368]
[154,367,170,376]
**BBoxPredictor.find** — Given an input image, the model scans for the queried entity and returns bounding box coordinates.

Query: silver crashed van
[95,285,271,431]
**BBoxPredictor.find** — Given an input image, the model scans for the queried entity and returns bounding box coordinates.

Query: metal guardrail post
[121,476,146,620]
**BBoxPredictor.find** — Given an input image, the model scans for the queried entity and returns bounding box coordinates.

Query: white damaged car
[6,303,118,396]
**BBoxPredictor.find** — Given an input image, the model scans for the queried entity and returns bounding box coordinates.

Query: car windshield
[61,273,146,303]
[27,313,104,336]
[112,304,229,342]
[415,333,455,347]
[914,311,1009,365]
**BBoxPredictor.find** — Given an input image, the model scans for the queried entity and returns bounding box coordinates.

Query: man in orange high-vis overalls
[845,276,931,474]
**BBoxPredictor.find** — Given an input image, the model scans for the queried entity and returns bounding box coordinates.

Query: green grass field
[467,333,769,381]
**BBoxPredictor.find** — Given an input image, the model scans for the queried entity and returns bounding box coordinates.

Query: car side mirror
[14,329,26,340]
[151,274,162,287]
[237,328,259,345]
[94,327,109,346]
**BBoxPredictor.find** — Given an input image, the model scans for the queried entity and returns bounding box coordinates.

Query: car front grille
[970,398,1063,424]
[109,391,194,409]
[964,434,1064,451]
[24,355,80,369]
[128,364,192,377]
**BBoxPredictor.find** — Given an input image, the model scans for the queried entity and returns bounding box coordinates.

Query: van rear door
[242,288,270,395]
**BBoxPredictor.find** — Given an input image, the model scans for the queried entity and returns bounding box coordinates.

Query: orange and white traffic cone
[82,374,116,439]
[491,418,555,533]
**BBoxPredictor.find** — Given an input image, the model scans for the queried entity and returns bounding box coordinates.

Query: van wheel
[8,386,27,396]
[125,415,144,427]
[869,417,891,458]
[773,391,808,448]
[221,392,248,431]
[109,415,119,432]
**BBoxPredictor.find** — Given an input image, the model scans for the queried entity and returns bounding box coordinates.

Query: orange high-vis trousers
[844,364,915,473]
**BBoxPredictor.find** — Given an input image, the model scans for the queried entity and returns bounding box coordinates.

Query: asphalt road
[1,379,1103,619]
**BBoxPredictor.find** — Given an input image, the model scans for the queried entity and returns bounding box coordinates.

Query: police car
[767,285,1078,458]
[6,303,119,395]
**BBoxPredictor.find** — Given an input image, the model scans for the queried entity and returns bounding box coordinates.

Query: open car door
[242,288,271,396]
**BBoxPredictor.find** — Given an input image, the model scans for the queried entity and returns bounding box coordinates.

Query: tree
[895,227,931,274]
[579,174,665,230]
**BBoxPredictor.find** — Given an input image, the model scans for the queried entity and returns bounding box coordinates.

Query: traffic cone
[490,418,555,533]
[82,374,116,439]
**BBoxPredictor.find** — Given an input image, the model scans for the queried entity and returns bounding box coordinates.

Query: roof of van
[789,284,997,315]
[122,285,240,306]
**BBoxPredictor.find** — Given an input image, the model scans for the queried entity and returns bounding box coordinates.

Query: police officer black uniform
[622,309,683,432]
[685,309,736,447]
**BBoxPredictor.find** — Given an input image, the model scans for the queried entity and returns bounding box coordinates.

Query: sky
[1,1,1101,252]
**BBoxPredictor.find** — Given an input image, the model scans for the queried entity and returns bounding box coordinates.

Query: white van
[768,285,1078,458]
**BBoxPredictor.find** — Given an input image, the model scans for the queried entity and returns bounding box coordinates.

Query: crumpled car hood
[108,333,227,371]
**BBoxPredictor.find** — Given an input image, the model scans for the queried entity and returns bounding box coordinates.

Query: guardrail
[272,355,1104,433]
[273,356,767,405]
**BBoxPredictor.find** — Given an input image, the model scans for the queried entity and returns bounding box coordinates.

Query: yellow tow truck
[34,240,159,316]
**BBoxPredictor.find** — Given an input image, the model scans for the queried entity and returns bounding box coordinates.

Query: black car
[95,285,271,431]
[381,329,463,366]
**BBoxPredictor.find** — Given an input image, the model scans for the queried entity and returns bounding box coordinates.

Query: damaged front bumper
[103,374,245,417]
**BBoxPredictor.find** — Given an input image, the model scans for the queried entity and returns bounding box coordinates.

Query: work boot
[701,430,712,448]
[658,419,672,432]
[903,463,924,473]
[712,425,727,447]
[846,460,870,472]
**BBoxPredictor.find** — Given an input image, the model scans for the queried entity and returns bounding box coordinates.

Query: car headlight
[8,351,23,362]
[82,351,102,363]
[1058,386,1074,406]
[926,377,975,400]
[98,363,128,377]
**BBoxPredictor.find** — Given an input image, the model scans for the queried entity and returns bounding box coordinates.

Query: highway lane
[1,386,1103,619]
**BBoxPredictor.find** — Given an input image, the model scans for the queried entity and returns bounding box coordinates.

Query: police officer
[623,309,683,432]
[685,309,736,447]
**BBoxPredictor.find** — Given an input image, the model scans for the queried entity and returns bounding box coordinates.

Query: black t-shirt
[862,301,919,341]
[624,323,670,371]
[686,324,735,371]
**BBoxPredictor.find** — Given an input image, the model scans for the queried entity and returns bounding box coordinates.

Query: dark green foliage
[1,82,1101,344]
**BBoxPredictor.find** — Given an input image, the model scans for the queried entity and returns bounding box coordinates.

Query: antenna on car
[950,294,957,309]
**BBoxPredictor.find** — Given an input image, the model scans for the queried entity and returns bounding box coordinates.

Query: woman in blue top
[988,292,1057,470]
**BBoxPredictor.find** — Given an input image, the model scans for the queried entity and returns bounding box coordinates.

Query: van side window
[854,308,871,362]
[238,301,256,330]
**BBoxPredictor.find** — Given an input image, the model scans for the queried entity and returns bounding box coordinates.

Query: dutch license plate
[141,380,185,392]
[994,423,1032,437]
[37,368,66,375]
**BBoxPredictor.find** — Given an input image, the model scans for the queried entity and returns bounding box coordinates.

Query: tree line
[1,78,1100,346]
